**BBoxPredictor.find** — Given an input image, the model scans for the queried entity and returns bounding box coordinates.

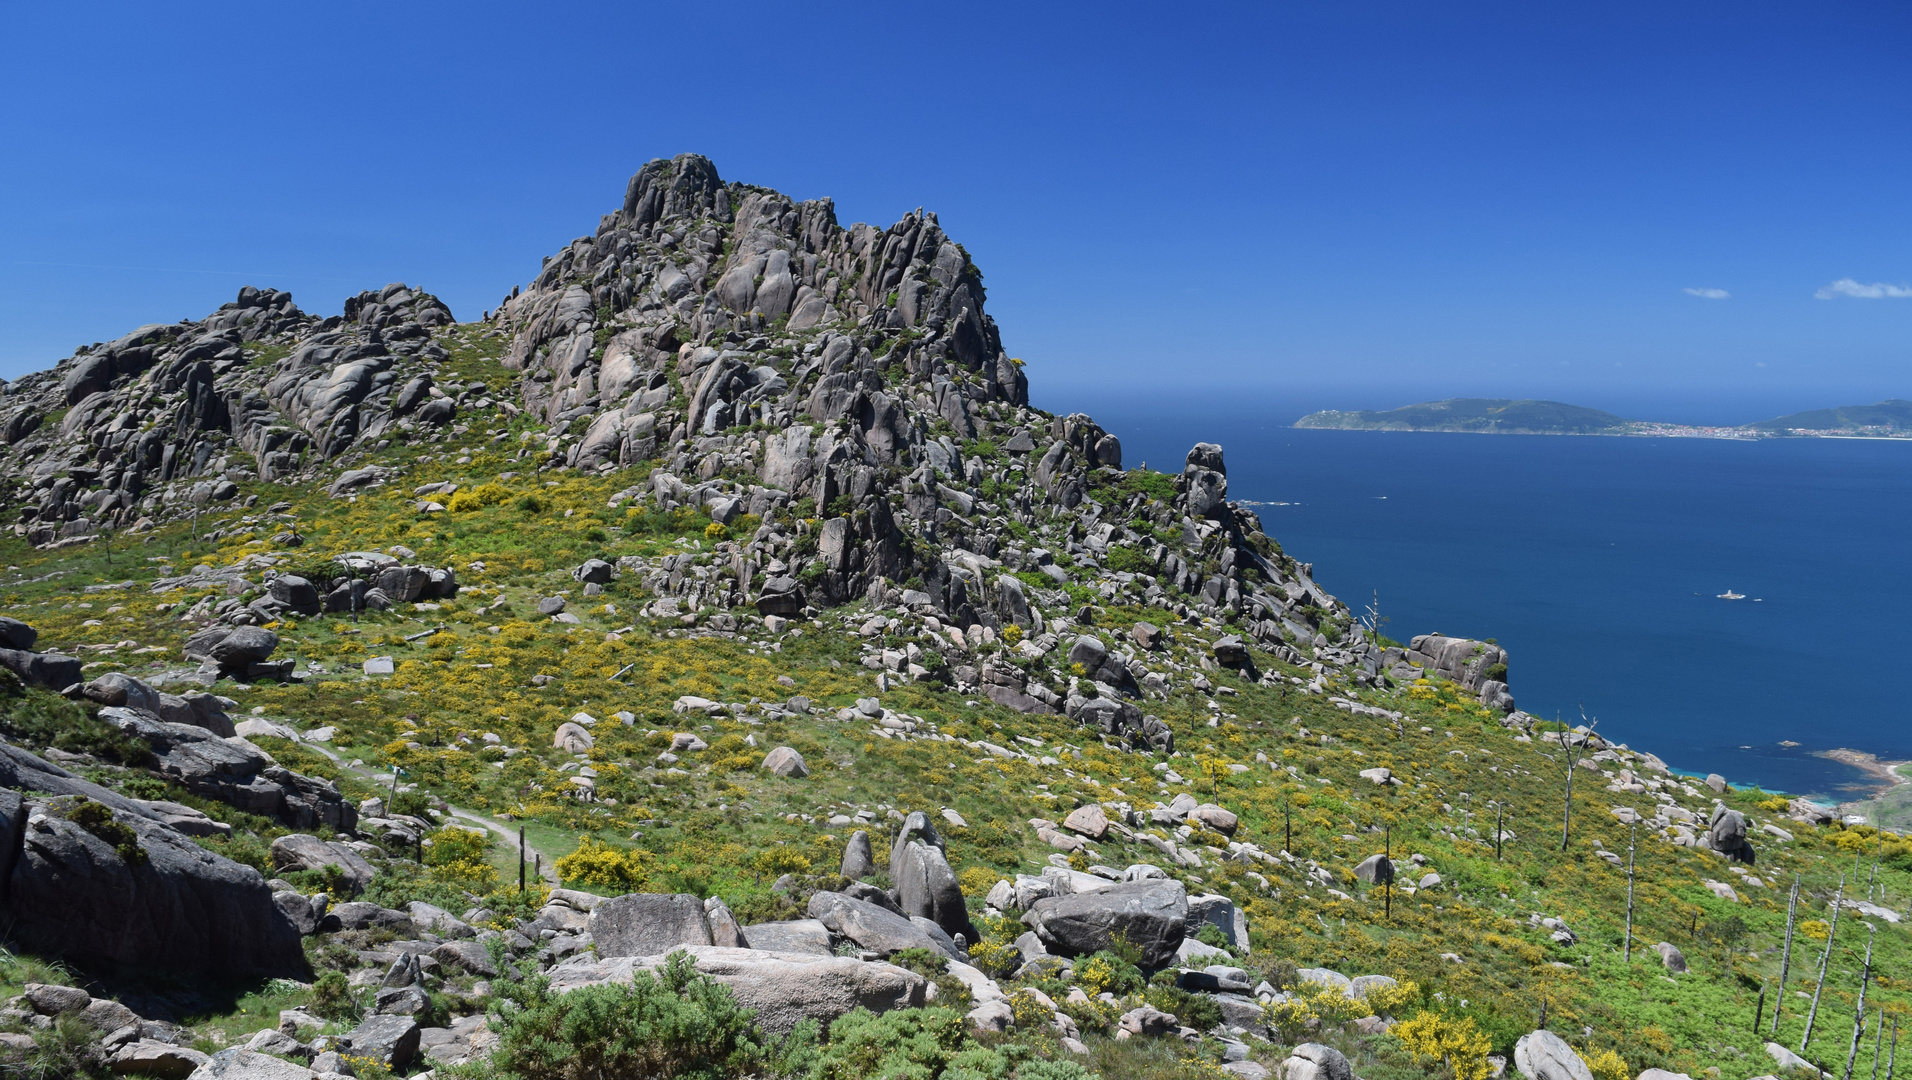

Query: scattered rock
[1062,804,1110,840]
[1353,853,1395,885]
[186,1048,316,1079]
[762,747,808,777]
[1282,1043,1354,1080]
[840,830,875,879]
[1513,1029,1595,1080]
[1118,1004,1177,1037]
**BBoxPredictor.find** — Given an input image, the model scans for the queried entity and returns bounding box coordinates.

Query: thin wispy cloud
[1814,278,1912,299]
[1682,287,1730,299]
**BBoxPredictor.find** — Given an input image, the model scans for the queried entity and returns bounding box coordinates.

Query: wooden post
[1384,825,1392,921]
[1888,1017,1898,1080]
[518,827,526,893]
[1756,986,1766,1032]
[1774,875,1800,1035]
[1845,924,1876,1080]
[1625,820,1638,962]
[1804,875,1847,1054]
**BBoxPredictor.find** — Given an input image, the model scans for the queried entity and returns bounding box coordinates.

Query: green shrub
[478,951,815,1080]
[0,672,151,766]
[14,1013,109,1079]
[1143,971,1221,1032]
[64,799,144,865]
[810,1006,1011,1080]
[310,970,358,1021]
[1192,923,1232,951]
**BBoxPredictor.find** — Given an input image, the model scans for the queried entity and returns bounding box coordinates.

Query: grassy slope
[3,325,1907,1079]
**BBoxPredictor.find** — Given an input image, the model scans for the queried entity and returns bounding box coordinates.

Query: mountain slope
[0,156,1901,1080]
[1743,399,1912,434]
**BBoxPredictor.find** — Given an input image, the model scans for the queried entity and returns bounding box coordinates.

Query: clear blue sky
[3,2,1907,423]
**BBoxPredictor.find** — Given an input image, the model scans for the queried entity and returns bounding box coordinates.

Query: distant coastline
[1295,397,1912,440]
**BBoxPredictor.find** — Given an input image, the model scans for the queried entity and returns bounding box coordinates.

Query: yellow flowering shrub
[426,825,497,889]
[1580,1048,1629,1080]
[554,837,651,891]
[1361,978,1421,1017]
[1394,1012,1493,1080]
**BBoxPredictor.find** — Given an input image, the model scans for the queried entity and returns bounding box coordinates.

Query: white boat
[1717,590,1745,600]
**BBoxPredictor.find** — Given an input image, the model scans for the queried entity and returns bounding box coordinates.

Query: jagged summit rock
[0,154,1402,702]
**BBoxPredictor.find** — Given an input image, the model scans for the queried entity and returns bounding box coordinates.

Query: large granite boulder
[1708,802,1755,864]
[588,892,714,957]
[270,833,378,893]
[547,946,927,1035]
[888,810,976,944]
[1282,1043,1354,1080]
[1023,878,1187,969]
[0,648,82,693]
[1513,1030,1595,1080]
[808,890,959,959]
[0,763,302,976]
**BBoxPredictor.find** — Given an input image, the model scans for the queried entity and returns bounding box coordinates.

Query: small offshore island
[1296,396,1912,439]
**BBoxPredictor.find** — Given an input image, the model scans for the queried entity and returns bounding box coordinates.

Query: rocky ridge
[0,155,1877,1080]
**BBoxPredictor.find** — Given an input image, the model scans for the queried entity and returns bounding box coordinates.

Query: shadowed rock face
[0,747,303,977]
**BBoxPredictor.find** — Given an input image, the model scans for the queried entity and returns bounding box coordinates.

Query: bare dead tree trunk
[1559,710,1597,851]
[1625,820,1638,961]
[1845,924,1876,1080]
[1804,874,1847,1054]
[1873,1009,1885,1080]
[1774,874,1800,1036]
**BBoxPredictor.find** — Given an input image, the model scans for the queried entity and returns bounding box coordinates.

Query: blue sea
[1053,395,1912,801]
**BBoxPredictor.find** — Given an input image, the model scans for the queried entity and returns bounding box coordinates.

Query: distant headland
[1294,397,1912,439]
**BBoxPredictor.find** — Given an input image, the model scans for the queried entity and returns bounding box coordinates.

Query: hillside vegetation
[0,156,1903,1080]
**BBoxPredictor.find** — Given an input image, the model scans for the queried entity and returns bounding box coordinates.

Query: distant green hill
[1744,398,1912,433]
[1295,398,1634,435]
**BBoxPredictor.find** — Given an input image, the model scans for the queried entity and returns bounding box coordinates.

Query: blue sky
[2,2,1907,422]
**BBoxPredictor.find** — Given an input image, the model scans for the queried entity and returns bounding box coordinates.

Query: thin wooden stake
[1804,874,1847,1053]
[1384,825,1392,920]
[1845,924,1876,1080]
[1774,874,1801,1036]
[518,826,526,893]
[1888,1018,1898,1080]
[1755,986,1766,1032]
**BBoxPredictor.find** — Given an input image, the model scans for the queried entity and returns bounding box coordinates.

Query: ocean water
[1059,398,1912,801]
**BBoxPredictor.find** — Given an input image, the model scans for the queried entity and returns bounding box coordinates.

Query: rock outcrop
[0,745,303,976]
[99,708,355,832]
